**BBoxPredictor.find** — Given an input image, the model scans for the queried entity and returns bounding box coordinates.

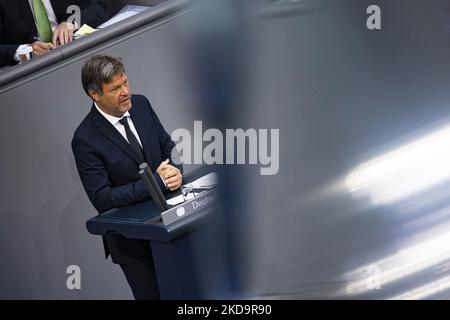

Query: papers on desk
[72,5,151,39]
[74,24,97,38]
[97,5,152,29]
[166,172,219,206]
[190,172,219,190]
[167,193,194,206]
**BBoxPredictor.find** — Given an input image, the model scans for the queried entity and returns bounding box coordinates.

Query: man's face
[90,72,132,117]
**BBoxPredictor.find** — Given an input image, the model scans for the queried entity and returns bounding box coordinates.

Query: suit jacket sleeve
[72,137,151,213]
[0,43,19,68]
[0,8,19,67]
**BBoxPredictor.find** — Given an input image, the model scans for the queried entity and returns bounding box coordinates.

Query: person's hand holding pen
[30,21,75,58]
[31,37,55,57]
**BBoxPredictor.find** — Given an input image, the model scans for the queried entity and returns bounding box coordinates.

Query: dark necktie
[119,116,145,163]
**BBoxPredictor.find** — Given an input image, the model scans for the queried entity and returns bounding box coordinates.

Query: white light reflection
[345,228,450,296]
[388,275,450,300]
[345,126,450,205]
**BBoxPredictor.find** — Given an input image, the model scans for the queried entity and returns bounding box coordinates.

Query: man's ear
[88,89,100,102]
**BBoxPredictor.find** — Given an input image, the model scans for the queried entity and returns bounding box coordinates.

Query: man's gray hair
[81,54,125,97]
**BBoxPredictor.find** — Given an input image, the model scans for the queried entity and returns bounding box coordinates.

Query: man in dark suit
[72,54,183,299]
[0,0,110,67]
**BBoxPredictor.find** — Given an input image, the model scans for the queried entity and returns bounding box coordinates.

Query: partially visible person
[0,0,110,67]
[72,54,183,299]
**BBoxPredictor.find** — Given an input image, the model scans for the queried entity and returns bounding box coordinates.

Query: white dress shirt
[94,102,144,148]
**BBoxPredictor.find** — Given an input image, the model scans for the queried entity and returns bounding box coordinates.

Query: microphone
[139,162,169,212]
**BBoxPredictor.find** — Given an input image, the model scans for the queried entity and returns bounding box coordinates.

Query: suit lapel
[90,105,143,165]
[129,102,154,168]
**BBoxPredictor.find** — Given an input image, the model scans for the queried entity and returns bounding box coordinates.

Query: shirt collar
[94,102,131,126]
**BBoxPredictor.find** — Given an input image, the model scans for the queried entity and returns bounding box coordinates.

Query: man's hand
[31,41,55,57]
[157,159,183,191]
[156,159,170,177]
[52,22,74,46]
[163,165,182,191]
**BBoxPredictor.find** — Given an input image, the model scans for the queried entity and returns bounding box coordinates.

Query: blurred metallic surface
[235,0,450,299]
